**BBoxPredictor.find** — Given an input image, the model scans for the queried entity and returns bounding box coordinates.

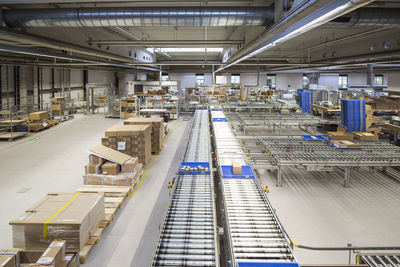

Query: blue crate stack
[341,99,366,132]
[299,91,313,113]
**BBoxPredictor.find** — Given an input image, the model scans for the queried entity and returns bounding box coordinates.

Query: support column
[277,165,282,186]
[51,68,55,98]
[83,69,88,101]
[14,66,20,109]
[344,167,351,187]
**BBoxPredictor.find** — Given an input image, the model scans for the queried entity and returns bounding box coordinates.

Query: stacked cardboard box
[51,97,68,122]
[352,132,378,141]
[27,111,51,132]
[365,104,383,129]
[329,140,360,148]
[102,125,151,164]
[0,248,19,267]
[83,145,143,186]
[327,125,354,141]
[10,193,105,252]
[124,118,164,154]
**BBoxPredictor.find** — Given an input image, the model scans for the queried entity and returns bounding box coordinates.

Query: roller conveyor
[210,108,297,266]
[359,253,400,267]
[152,109,217,267]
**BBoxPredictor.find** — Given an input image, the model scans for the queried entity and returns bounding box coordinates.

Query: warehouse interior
[0,0,400,266]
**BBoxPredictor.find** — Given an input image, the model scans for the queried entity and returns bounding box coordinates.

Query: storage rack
[119,96,139,119]
[152,109,218,266]
[210,108,297,266]
[239,135,400,187]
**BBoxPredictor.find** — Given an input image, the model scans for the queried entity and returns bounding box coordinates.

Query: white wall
[276,73,303,91]
[388,73,400,91]
[319,74,339,90]
[241,73,267,87]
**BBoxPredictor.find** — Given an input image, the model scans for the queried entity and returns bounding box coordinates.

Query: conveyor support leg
[344,167,351,187]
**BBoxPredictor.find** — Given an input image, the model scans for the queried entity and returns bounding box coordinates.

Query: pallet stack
[124,117,164,154]
[341,99,366,133]
[102,124,151,164]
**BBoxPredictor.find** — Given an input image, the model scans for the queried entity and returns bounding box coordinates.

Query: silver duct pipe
[3,7,273,28]
[328,8,400,28]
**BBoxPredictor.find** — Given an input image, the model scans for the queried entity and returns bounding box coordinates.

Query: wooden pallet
[76,173,143,263]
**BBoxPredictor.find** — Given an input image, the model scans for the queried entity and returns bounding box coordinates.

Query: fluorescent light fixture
[147,47,223,53]
[216,0,355,73]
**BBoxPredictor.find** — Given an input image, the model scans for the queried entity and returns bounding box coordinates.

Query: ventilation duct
[3,7,273,28]
[329,8,400,28]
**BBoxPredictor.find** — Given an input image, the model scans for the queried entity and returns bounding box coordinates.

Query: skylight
[146,48,223,53]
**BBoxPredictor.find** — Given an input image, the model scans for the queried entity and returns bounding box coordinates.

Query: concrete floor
[259,166,400,264]
[0,113,188,267]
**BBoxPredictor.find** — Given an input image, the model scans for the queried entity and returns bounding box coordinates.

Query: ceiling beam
[89,40,244,47]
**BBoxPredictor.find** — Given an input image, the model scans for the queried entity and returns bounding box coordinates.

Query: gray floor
[258,166,400,264]
[0,114,188,267]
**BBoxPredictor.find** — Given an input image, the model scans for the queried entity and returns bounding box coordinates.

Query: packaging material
[0,249,20,267]
[36,240,66,266]
[280,109,290,115]
[232,162,242,175]
[327,125,354,141]
[29,111,49,122]
[19,251,78,267]
[330,140,360,148]
[88,144,132,165]
[102,125,151,164]
[122,157,138,173]
[102,162,120,175]
[83,163,143,186]
[352,132,378,141]
[85,163,102,174]
[88,154,105,165]
[10,193,105,252]
[124,118,164,154]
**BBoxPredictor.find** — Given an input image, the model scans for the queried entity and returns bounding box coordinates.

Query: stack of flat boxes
[102,125,151,164]
[27,111,50,132]
[124,118,164,154]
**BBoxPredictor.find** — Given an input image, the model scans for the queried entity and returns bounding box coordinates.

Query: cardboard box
[85,163,102,174]
[10,193,105,252]
[29,111,48,122]
[51,104,64,111]
[0,249,20,267]
[327,125,354,141]
[89,154,105,165]
[36,240,66,266]
[124,118,164,154]
[83,165,143,186]
[352,132,378,141]
[330,140,360,148]
[102,162,120,175]
[19,251,78,267]
[122,157,138,173]
[232,162,242,175]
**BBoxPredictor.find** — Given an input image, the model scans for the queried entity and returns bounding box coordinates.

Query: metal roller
[153,110,217,267]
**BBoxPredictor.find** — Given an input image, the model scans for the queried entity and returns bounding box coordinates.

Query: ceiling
[0,0,399,74]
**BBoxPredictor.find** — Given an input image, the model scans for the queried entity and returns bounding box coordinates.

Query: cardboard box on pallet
[83,145,142,186]
[36,240,66,266]
[0,249,20,267]
[103,125,151,164]
[29,111,49,122]
[18,247,78,267]
[124,118,164,154]
[10,193,105,252]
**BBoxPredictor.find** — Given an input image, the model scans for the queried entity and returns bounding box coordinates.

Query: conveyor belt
[211,108,297,266]
[152,109,217,266]
[359,253,400,267]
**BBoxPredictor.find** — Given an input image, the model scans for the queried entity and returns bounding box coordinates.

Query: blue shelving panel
[341,99,366,133]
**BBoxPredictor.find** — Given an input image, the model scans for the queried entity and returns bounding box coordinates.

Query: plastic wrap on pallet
[9,193,105,252]
[83,163,143,186]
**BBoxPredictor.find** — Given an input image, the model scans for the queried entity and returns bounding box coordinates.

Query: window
[302,75,309,89]
[374,74,384,85]
[162,74,169,81]
[231,74,240,84]
[339,74,348,89]
[195,74,204,87]
[266,74,276,90]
